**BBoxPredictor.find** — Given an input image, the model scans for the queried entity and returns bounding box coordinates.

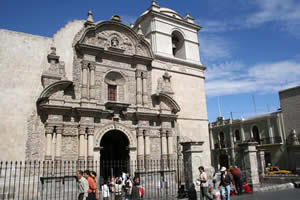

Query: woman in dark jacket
[131,177,141,200]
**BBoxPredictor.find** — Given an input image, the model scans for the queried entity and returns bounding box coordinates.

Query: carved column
[144,130,151,161]
[79,127,86,160]
[167,129,175,159]
[136,71,143,107]
[89,64,96,100]
[55,126,63,160]
[267,118,274,144]
[137,128,145,160]
[161,129,168,161]
[240,124,245,142]
[81,62,89,100]
[87,128,94,160]
[45,126,54,160]
[229,126,235,165]
[142,72,148,107]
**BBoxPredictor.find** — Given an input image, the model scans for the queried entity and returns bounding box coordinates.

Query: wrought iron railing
[0,159,183,200]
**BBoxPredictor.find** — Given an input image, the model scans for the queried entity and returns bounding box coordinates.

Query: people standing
[219,167,234,200]
[115,177,123,200]
[76,170,89,200]
[131,177,141,200]
[102,181,110,200]
[90,171,99,200]
[125,177,133,200]
[198,166,213,200]
[84,170,97,200]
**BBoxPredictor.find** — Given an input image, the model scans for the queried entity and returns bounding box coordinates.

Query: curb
[254,182,295,193]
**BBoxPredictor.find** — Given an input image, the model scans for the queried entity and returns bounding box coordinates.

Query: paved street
[231,189,300,200]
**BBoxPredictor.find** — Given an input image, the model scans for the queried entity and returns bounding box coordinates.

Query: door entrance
[100,130,129,179]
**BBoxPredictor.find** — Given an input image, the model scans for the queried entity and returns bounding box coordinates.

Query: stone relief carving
[287,129,300,145]
[157,71,174,95]
[83,30,135,54]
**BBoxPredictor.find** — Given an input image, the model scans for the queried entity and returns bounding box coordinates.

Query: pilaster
[55,126,63,160]
[89,63,96,100]
[136,70,143,107]
[81,61,89,100]
[45,125,54,160]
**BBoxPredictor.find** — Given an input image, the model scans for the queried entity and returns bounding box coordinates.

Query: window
[235,130,241,141]
[220,132,225,148]
[252,126,260,144]
[171,31,185,59]
[108,85,117,101]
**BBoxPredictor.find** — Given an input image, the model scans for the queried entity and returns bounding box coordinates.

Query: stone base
[44,155,52,160]
[54,156,62,160]
[78,156,85,161]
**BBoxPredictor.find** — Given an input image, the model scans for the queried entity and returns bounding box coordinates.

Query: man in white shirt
[76,170,89,200]
[198,166,213,200]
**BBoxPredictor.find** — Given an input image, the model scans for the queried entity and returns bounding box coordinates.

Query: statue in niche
[288,129,300,145]
[111,37,119,48]
[157,70,174,95]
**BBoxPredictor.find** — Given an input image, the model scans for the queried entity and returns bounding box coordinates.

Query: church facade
[0,2,210,169]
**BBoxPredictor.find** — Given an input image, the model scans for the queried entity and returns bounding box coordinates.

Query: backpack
[139,187,144,197]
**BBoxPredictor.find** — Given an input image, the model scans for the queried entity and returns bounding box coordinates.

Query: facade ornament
[111,37,119,48]
[157,70,174,95]
[85,10,95,27]
[288,129,300,145]
[87,10,94,22]
[136,25,144,36]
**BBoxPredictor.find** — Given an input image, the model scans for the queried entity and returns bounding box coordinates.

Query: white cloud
[197,0,300,37]
[199,34,232,62]
[205,60,300,97]
[197,19,228,33]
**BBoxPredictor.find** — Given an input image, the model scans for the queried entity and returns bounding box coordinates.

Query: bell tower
[134,0,202,65]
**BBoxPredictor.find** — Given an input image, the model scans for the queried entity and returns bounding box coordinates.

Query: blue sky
[1,0,300,121]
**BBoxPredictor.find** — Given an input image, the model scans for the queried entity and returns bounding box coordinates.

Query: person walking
[90,171,99,200]
[131,177,141,200]
[101,181,111,200]
[198,166,213,200]
[84,170,97,200]
[230,166,242,195]
[76,170,89,200]
[219,167,234,200]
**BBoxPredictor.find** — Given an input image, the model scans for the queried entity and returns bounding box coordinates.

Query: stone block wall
[279,86,300,138]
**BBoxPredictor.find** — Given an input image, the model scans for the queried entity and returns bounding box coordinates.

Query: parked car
[265,166,292,174]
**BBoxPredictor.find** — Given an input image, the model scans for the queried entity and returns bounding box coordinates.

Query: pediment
[77,21,153,58]
[153,92,181,114]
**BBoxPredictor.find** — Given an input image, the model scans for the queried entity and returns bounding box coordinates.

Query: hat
[220,166,226,172]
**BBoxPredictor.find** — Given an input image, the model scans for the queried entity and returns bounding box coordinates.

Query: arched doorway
[100,130,129,179]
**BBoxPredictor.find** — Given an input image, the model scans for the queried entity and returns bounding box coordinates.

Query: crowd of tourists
[187,166,252,200]
[76,170,144,200]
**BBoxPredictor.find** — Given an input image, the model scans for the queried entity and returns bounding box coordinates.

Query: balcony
[260,136,283,145]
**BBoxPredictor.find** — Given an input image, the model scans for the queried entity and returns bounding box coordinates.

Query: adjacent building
[279,86,300,172]
[209,111,288,171]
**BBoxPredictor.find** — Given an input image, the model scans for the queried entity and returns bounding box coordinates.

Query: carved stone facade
[0,2,211,168]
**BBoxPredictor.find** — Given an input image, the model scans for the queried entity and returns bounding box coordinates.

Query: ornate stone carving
[287,129,300,145]
[157,71,174,95]
[84,30,135,54]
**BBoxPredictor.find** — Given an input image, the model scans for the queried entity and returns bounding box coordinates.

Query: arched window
[252,126,260,144]
[171,31,185,59]
[105,71,125,102]
[235,130,241,141]
[220,132,225,148]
